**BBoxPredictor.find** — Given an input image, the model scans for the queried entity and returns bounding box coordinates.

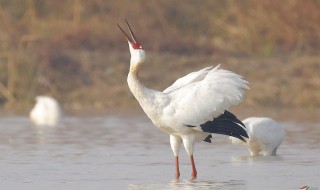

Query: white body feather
[29,96,62,127]
[128,54,249,156]
[230,117,285,156]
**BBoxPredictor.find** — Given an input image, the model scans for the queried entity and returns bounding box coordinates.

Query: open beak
[117,19,143,49]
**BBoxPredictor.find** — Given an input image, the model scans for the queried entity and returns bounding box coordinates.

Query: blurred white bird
[30,96,62,127]
[118,20,249,179]
[229,117,285,156]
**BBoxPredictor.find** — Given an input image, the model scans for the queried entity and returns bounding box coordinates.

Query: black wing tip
[223,111,246,127]
[242,131,249,138]
[234,134,247,142]
[200,111,249,140]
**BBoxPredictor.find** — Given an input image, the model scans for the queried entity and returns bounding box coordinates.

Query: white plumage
[230,117,285,156]
[118,20,249,179]
[162,65,248,127]
[29,96,62,127]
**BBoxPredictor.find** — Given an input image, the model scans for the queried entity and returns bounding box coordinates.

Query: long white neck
[127,48,168,124]
[128,48,164,113]
[127,62,149,102]
[127,45,154,100]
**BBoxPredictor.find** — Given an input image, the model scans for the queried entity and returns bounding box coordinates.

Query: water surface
[0,114,319,190]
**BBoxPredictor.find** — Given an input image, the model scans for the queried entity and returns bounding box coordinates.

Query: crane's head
[118,19,145,65]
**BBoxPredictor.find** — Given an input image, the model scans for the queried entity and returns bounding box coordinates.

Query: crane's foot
[191,171,197,179]
[175,156,180,179]
[175,172,180,179]
[190,155,197,179]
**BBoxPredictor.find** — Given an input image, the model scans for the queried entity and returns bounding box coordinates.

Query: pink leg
[190,155,197,179]
[175,156,180,179]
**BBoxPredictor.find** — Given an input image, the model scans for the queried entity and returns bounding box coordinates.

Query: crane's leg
[170,135,182,179]
[190,155,197,179]
[181,134,197,179]
[175,156,180,179]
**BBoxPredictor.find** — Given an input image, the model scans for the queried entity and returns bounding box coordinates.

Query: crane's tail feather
[200,111,248,142]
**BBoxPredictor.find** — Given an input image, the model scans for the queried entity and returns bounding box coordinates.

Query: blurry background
[0,0,319,120]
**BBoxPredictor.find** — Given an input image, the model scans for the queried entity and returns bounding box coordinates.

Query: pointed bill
[125,19,139,44]
[117,24,133,43]
[117,19,143,49]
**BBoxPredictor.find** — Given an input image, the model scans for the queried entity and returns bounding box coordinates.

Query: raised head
[118,19,145,65]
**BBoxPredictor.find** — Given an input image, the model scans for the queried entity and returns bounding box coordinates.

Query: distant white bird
[229,117,285,156]
[118,20,249,179]
[29,96,62,127]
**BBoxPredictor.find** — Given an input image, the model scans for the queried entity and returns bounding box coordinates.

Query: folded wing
[163,65,249,127]
[163,66,214,93]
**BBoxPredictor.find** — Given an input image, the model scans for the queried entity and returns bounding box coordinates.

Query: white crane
[29,96,62,127]
[118,20,249,179]
[229,117,285,156]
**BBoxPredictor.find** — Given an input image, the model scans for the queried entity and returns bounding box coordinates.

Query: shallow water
[0,114,319,190]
